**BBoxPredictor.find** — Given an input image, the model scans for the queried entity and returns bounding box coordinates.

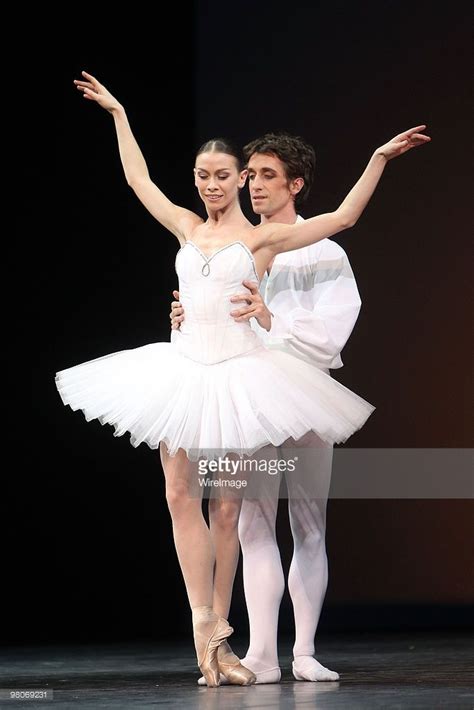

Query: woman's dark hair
[196,138,245,171]
[243,133,316,210]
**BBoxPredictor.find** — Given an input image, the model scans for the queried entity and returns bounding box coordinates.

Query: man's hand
[170,290,184,330]
[230,280,272,332]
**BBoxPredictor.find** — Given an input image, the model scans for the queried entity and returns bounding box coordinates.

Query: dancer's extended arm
[74,71,202,243]
[254,126,431,255]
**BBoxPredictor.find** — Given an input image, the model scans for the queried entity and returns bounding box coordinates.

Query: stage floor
[1,631,472,708]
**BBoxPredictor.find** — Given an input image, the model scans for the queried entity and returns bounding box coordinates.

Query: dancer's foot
[292,656,340,681]
[198,654,280,685]
[217,641,256,685]
[241,655,281,684]
[192,606,233,687]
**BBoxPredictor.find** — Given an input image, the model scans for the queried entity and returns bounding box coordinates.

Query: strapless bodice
[173,241,262,364]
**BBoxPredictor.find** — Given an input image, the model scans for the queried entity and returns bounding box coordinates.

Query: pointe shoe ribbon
[217,641,257,686]
[193,616,233,687]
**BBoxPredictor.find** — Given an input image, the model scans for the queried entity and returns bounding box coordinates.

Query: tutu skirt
[55,341,375,461]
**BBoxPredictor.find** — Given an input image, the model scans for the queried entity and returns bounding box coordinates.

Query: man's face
[247,152,296,217]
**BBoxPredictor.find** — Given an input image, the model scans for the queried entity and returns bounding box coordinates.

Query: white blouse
[250,216,362,372]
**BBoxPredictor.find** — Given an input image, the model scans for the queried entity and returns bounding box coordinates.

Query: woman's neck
[205,201,248,229]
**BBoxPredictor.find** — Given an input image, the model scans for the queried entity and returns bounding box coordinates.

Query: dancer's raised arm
[255,126,431,255]
[74,71,202,244]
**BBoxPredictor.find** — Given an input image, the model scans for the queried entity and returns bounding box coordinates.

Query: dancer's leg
[284,432,339,681]
[208,483,257,685]
[237,446,284,683]
[208,478,242,620]
[160,443,234,686]
[160,443,214,608]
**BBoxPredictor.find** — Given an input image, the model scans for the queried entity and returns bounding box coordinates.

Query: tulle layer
[55,342,375,461]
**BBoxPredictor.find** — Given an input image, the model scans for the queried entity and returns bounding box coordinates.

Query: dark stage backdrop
[7,1,472,644]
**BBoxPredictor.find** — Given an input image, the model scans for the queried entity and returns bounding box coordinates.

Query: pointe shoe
[217,641,257,686]
[197,660,281,686]
[193,614,233,687]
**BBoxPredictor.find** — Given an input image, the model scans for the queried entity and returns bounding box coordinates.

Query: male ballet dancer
[171,133,361,683]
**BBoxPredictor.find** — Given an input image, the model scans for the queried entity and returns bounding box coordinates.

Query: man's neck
[259,202,298,226]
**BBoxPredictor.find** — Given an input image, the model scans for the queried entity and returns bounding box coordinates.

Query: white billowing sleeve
[252,240,361,370]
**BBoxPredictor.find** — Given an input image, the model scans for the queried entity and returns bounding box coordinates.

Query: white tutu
[55,241,375,461]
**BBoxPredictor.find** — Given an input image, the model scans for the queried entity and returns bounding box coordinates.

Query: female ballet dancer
[56,70,430,687]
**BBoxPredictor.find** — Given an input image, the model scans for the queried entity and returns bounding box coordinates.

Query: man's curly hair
[243,133,316,211]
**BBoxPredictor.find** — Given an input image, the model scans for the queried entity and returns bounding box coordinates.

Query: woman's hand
[375,125,431,161]
[73,71,123,113]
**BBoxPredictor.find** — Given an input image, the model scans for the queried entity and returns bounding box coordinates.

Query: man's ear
[290,177,304,197]
[239,169,248,189]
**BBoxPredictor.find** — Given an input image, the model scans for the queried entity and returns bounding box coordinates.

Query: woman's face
[194,152,247,211]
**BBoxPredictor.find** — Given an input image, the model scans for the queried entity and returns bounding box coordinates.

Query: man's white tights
[238,435,339,683]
